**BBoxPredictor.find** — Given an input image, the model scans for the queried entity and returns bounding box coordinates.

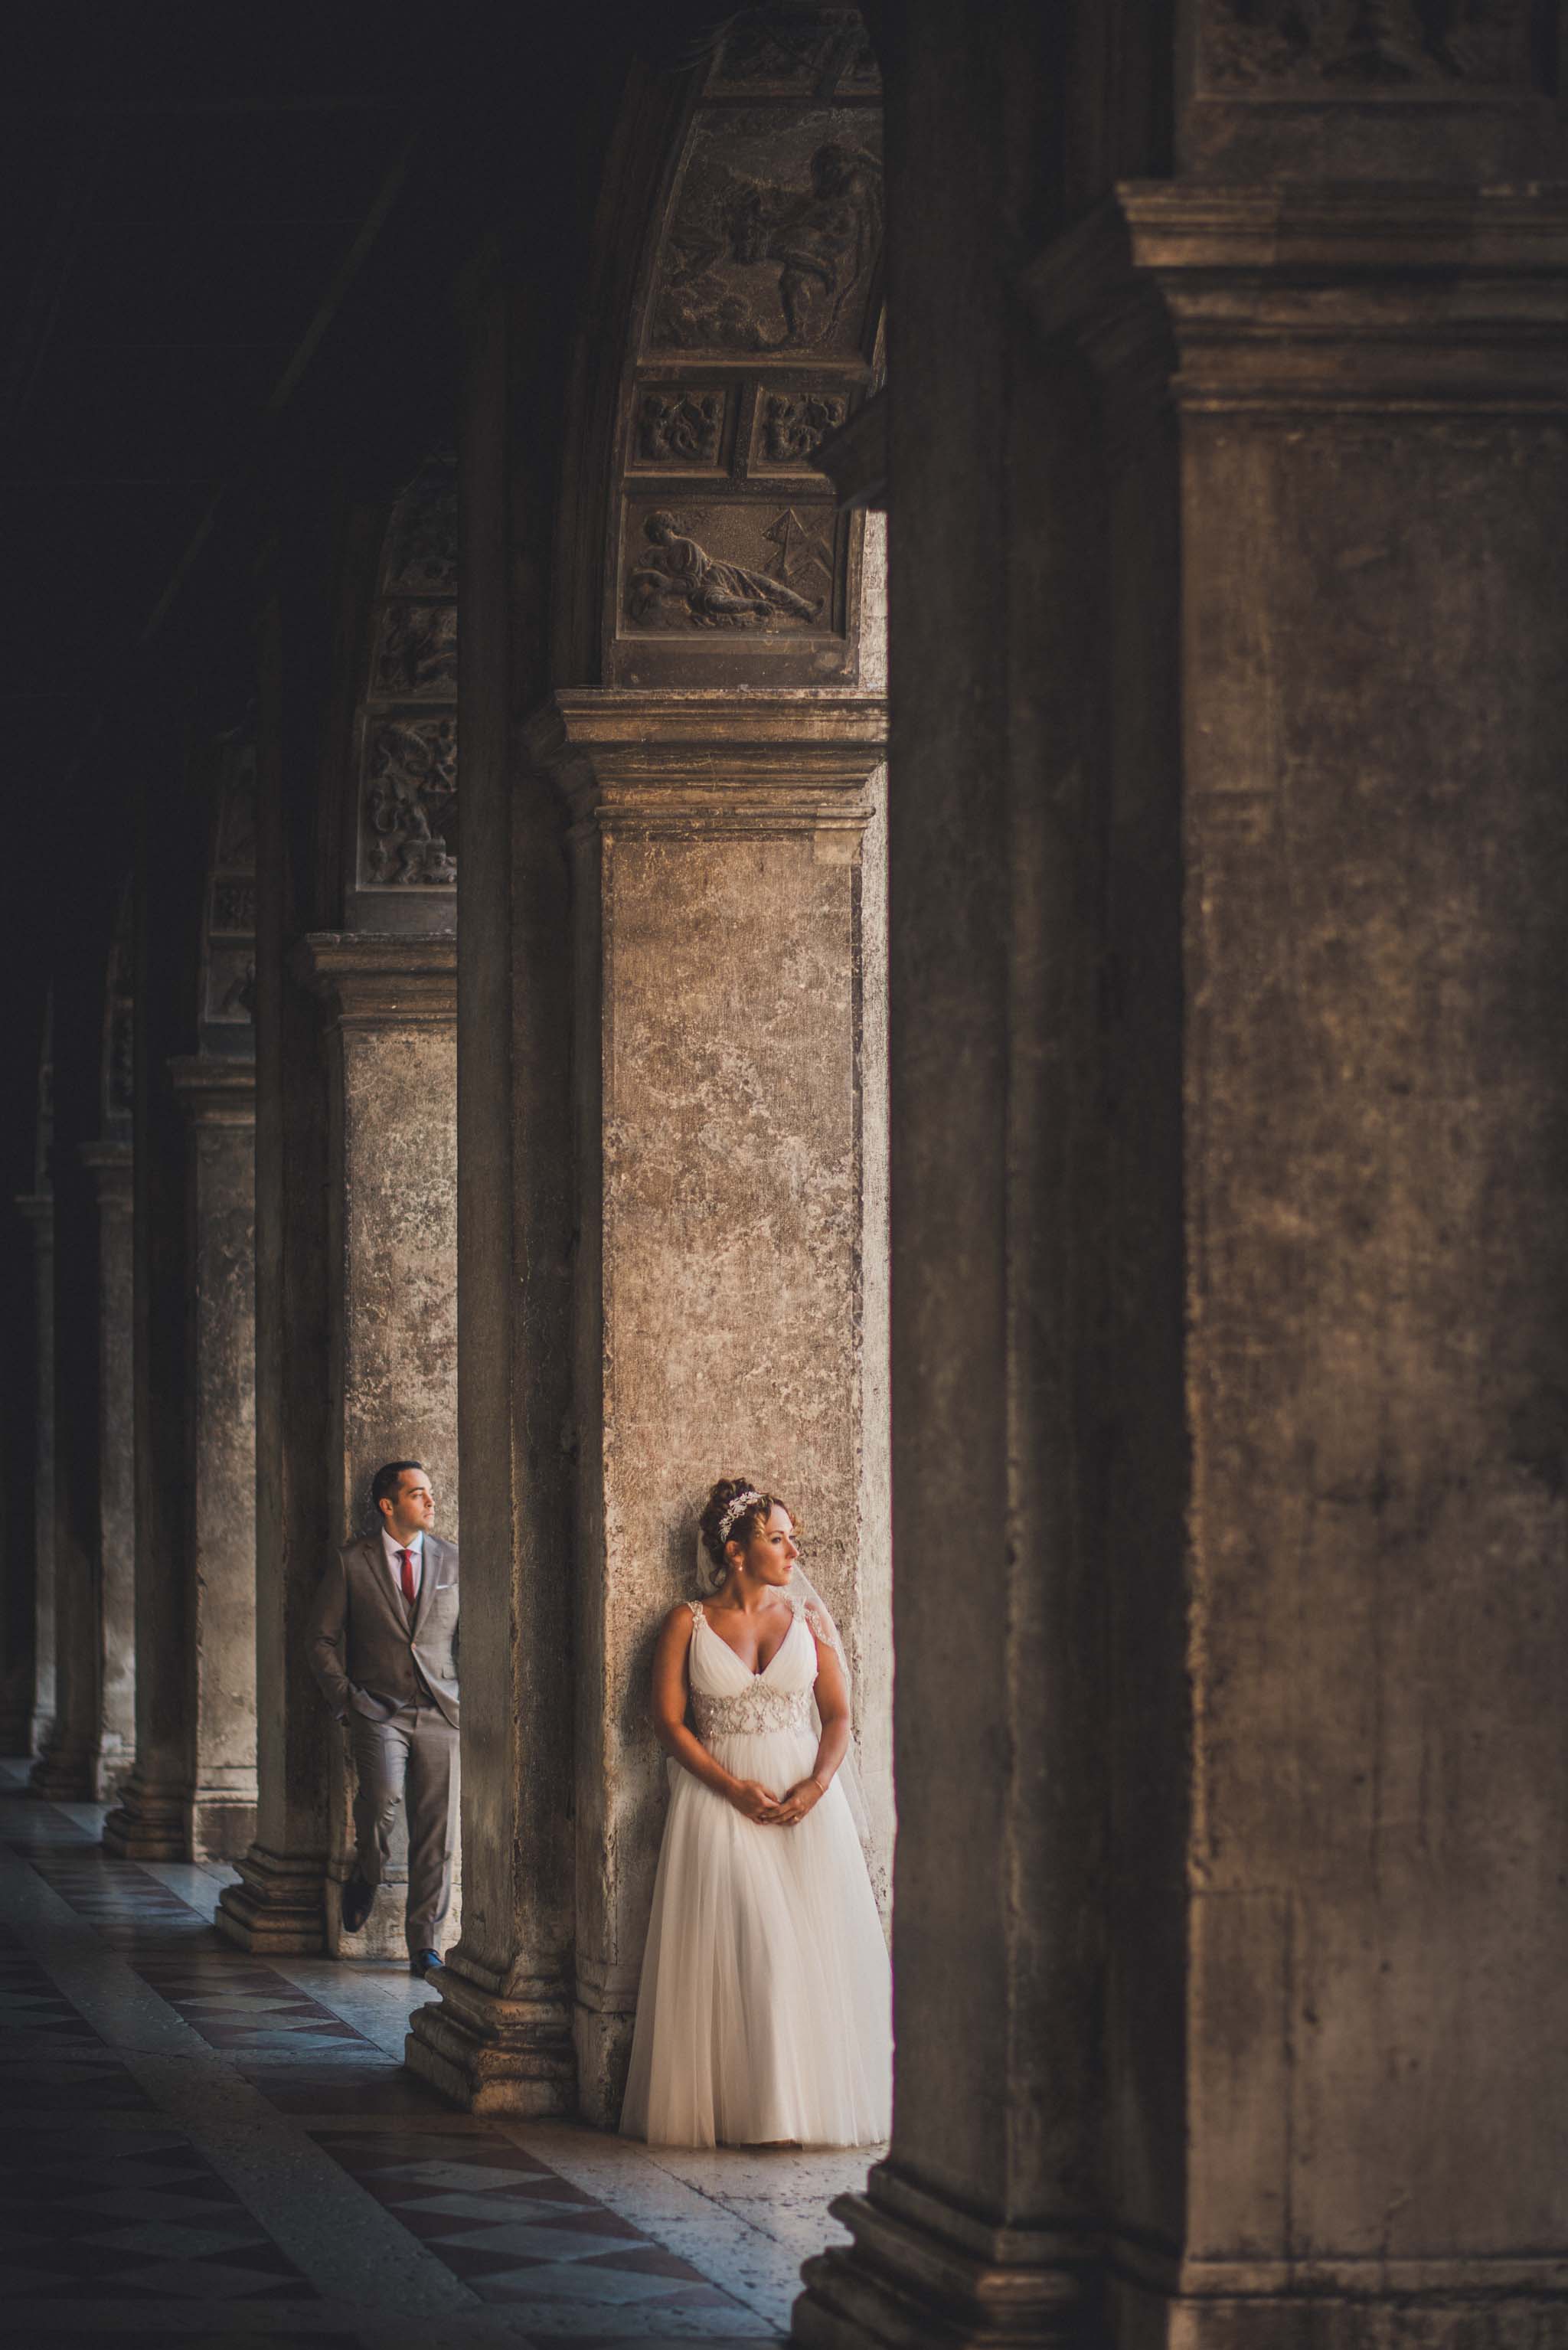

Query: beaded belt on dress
[694,1685,814,1738]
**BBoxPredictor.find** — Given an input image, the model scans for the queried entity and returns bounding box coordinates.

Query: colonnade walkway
[0,1761,868,2346]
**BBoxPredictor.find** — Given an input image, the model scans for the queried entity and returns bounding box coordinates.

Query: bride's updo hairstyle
[699,1477,792,1584]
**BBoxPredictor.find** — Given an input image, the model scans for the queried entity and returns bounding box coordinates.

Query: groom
[306,1460,459,1979]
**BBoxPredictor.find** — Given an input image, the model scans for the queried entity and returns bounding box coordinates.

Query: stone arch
[557,9,884,689]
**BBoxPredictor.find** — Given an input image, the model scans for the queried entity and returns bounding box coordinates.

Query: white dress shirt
[381,1526,424,1603]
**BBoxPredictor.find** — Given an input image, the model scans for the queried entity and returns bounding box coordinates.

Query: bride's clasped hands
[618,1477,893,2152]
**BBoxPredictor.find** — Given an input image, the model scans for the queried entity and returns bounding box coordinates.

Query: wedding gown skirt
[620,1604,892,2149]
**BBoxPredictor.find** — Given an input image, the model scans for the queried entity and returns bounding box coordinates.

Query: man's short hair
[371,1459,424,1518]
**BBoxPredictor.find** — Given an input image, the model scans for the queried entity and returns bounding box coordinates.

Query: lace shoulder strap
[684,1596,704,1624]
[801,1596,835,1647]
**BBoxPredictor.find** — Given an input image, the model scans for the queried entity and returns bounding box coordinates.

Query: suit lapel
[411,1535,441,1640]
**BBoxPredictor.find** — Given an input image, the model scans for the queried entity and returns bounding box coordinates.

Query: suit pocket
[347,1684,395,1721]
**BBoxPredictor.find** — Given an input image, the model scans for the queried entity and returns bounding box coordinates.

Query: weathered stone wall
[1177,401,1568,2286]
[576,815,883,2090]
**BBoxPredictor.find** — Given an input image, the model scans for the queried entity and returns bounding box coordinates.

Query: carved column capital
[524,688,887,845]
[1025,185,1568,423]
[167,1055,256,1129]
[292,933,457,1028]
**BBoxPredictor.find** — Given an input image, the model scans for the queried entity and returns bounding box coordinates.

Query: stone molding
[216,1842,328,1955]
[1109,2232,1568,2303]
[167,1054,256,1128]
[1024,185,1568,420]
[79,1139,133,1206]
[524,687,888,841]
[405,1963,576,2119]
[796,2161,1099,2348]
[102,1770,189,1861]
[292,932,457,1028]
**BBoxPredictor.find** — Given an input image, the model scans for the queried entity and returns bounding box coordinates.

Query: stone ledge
[526,687,888,838]
[168,1054,256,1126]
[1024,185,1568,416]
[293,932,458,1027]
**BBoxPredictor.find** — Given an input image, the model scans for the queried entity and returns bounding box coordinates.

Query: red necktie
[399,1548,417,1608]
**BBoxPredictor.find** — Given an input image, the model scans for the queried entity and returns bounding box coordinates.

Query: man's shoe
[410,1948,444,1980]
[340,1873,376,1935]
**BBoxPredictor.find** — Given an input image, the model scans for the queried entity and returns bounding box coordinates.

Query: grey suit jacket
[307,1534,460,1730]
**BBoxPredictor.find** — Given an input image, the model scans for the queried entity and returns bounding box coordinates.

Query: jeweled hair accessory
[717,1489,763,1541]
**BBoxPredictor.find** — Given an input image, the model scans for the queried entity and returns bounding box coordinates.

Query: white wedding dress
[619,1596,892,2149]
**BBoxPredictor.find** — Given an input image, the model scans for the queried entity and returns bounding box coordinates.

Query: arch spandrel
[585,7,884,690]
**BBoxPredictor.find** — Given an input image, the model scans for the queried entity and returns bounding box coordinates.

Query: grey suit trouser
[346,1699,459,1955]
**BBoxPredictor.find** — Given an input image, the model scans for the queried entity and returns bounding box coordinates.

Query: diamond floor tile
[0,1786,815,2339]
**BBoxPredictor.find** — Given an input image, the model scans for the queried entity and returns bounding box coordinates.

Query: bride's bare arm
[770,1633,851,1828]
[649,1604,781,1823]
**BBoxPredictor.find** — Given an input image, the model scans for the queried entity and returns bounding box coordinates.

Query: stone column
[219,570,333,1955]
[301,934,459,1961]
[1109,184,1568,2350]
[31,1133,108,1804]
[80,1142,136,1794]
[15,1191,55,1756]
[106,1057,256,1858]
[551,690,889,2123]
[175,1058,256,1855]
[800,59,1568,2350]
[407,270,577,2111]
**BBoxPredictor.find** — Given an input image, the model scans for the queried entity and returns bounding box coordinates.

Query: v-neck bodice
[688,1600,817,1740]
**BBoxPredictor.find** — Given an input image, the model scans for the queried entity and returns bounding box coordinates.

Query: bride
[619,1477,892,2149]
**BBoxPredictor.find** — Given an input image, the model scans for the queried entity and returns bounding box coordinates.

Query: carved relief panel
[355,456,458,897]
[606,8,881,688]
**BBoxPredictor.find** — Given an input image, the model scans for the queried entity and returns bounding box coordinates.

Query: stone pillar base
[94,1736,135,1801]
[406,1956,575,2117]
[1108,2268,1568,2350]
[215,1842,326,1953]
[31,1736,103,1805]
[325,1854,411,1962]
[572,1975,635,2130]
[191,1792,257,1864]
[795,2168,1096,2350]
[101,1771,189,1858]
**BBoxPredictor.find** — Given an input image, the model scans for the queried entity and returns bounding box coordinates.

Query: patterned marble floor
[0,1763,876,2347]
